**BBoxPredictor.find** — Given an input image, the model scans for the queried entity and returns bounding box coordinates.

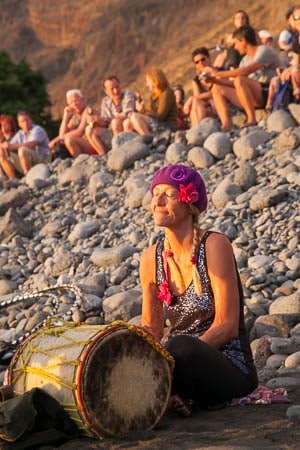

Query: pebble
[0,114,299,417]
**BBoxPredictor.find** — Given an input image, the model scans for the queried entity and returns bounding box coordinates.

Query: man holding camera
[182,47,216,127]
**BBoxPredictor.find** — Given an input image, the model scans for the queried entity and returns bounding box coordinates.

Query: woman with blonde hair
[124,67,177,135]
[141,164,257,416]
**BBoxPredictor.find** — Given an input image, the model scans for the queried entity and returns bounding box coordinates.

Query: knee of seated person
[85,125,92,138]
[193,96,204,106]
[233,75,245,87]
[18,146,29,157]
[64,134,75,146]
[165,334,199,357]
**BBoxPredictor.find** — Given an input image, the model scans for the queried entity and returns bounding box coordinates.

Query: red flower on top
[157,281,172,306]
[178,182,199,205]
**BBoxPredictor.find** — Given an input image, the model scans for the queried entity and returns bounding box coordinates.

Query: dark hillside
[0,0,292,118]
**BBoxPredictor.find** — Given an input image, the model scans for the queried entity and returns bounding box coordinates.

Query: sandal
[240,121,258,129]
[169,395,194,417]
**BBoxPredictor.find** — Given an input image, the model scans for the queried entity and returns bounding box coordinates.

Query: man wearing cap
[258,30,273,47]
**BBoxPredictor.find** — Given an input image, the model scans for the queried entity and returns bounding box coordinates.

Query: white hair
[66,89,83,102]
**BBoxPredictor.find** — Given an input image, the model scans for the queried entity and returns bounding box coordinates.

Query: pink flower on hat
[178,182,199,205]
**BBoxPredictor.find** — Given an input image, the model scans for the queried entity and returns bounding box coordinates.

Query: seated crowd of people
[1,7,300,178]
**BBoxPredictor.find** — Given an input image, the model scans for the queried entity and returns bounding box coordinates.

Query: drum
[6,320,173,438]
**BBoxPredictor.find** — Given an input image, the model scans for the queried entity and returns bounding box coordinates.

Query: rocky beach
[0,107,299,449]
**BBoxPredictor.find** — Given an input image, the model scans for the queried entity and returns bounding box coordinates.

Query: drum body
[6,322,173,438]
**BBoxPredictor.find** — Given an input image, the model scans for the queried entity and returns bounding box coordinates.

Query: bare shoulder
[140,244,157,263]
[140,244,157,283]
[205,231,231,248]
[205,231,234,260]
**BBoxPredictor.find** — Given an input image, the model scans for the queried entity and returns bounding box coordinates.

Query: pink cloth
[229,386,291,406]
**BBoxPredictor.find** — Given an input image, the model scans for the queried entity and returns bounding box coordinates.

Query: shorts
[260,83,269,108]
[89,128,113,155]
[8,147,45,175]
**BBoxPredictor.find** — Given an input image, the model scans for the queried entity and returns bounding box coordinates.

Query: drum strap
[0,284,84,362]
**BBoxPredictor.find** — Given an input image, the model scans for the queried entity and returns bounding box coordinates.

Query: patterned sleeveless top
[155,231,256,377]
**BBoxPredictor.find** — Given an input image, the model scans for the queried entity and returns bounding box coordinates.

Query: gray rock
[69,220,100,245]
[88,171,114,200]
[269,292,300,315]
[267,110,297,132]
[44,248,78,277]
[273,128,300,154]
[286,405,300,420]
[285,351,300,368]
[211,178,242,208]
[0,186,31,216]
[286,171,300,184]
[266,354,287,369]
[288,103,300,124]
[124,175,149,208]
[25,163,51,188]
[270,337,300,354]
[79,274,106,298]
[233,130,269,160]
[0,208,33,238]
[251,315,290,339]
[186,120,218,146]
[91,245,137,266]
[165,142,187,163]
[187,146,215,168]
[0,279,17,295]
[204,132,232,159]
[233,163,257,190]
[266,377,300,391]
[249,187,288,211]
[107,140,150,170]
[111,131,137,149]
[102,288,142,322]
[248,255,273,270]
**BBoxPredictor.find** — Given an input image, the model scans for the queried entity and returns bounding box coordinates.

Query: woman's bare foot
[169,394,194,417]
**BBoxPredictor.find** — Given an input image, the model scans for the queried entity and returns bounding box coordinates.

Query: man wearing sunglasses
[182,47,216,126]
[205,25,281,130]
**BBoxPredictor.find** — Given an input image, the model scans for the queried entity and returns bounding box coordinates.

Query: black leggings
[165,335,257,407]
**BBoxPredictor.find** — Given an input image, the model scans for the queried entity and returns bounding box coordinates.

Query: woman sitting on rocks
[123,68,177,135]
[141,164,258,416]
[0,115,17,143]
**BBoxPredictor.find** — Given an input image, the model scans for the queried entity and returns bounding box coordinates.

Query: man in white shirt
[0,111,49,178]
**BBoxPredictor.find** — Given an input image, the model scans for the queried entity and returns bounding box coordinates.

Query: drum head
[81,328,171,437]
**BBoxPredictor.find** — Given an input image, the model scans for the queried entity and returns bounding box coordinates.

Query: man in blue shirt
[0,111,49,178]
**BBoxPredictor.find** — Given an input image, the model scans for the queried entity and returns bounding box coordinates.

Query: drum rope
[8,319,174,439]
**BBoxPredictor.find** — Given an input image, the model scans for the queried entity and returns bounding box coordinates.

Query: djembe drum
[6,320,173,438]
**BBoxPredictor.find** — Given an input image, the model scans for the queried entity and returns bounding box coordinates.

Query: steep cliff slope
[0,0,291,118]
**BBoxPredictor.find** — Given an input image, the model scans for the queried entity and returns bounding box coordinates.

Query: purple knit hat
[150,165,207,212]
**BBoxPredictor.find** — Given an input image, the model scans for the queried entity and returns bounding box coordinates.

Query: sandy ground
[39,388,300,450]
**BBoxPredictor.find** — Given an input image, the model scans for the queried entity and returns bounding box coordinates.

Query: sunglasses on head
[293,15,300,20]
[194,57,207,64]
